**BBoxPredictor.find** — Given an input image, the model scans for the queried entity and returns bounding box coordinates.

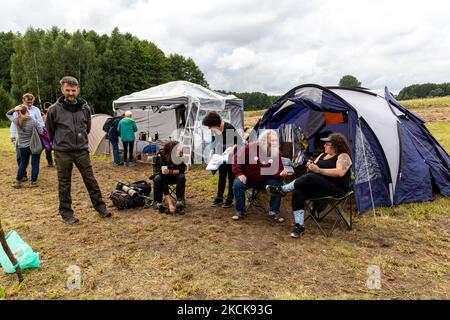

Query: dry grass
[399,96,450,109]
[0,112,449,300]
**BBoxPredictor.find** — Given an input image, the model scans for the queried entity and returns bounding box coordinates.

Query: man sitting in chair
[232,129,290,222]
[151,141,186,214]
[266,133,352,238]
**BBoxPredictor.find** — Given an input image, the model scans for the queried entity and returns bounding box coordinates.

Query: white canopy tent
[112,81,244,163]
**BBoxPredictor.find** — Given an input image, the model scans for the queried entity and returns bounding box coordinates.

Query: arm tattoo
[337,153,352,171]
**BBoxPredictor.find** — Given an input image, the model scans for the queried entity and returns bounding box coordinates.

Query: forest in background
[1,27,448,122]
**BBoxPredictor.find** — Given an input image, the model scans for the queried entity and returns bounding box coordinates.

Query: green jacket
[117,118,137,142]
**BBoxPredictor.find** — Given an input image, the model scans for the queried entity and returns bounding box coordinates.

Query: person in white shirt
[9,93,45,180]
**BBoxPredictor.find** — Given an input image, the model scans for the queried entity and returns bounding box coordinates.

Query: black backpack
[128,180,152,196]
[109,180,152,210]
[102,117,116,133]
[109,190,145,210]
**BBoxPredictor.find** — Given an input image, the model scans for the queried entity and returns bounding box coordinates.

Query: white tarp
[112,81,244,153]
[88,114,111,155]
[113,80,243,111]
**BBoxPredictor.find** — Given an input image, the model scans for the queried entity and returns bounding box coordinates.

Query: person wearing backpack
[6,105,43,188]
[106,114,124,166]
[117,111,138,168]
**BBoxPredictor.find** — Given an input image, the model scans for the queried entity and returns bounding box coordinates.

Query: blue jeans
[233,178,283,212]
[17,147,41,182]
[111,141,121,164]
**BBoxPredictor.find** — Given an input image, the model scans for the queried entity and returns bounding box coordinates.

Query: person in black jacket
[107,114,124,165]
[152,141,186,214]
[202,112,242,208]
[45,76,111,224]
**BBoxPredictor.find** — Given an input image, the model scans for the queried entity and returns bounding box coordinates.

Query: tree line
[216,90,279,110]
[0,27,208,120]
[396,83,450,100]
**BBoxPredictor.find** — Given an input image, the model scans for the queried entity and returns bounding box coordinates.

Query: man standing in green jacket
[46,76,112,224]
[117,111,138,168]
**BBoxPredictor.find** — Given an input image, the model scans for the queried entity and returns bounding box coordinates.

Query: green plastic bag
[0,230,40,273]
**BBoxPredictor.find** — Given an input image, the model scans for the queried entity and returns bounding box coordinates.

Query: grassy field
[0,112,449,299]
[399,96,450,109]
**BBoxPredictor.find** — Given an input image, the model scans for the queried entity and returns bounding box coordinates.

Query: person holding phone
[266,133,352,238]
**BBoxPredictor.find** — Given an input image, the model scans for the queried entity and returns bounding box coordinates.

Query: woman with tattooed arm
[266,133,353,238]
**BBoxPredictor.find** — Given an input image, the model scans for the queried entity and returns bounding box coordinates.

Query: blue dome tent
[251,84,450,213]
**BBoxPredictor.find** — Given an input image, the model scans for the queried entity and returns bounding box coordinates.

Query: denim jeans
[111,141,121,164]
[17,147,41,182]
[233,178,283,212]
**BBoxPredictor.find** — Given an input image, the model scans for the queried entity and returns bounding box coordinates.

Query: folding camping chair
[245,188,267,214]
[304,172,355,237]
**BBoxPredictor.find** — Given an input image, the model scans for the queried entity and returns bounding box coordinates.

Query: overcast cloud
[1,0,450,94]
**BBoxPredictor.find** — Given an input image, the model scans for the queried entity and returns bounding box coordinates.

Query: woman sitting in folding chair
[266,133,352,238]
[152,141,186,214]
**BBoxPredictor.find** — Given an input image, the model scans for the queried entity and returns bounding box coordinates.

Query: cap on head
[125,111,132,117]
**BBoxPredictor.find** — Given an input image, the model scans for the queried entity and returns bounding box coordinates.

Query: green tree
[0,86,15,122]
[167,54,208,87]
[0,31,16,91]
[338,75,362,87]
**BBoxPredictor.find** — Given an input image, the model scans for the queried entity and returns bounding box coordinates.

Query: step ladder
[179,102,201,167]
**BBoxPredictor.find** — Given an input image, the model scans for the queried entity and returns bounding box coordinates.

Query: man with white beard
[231,129,289,222]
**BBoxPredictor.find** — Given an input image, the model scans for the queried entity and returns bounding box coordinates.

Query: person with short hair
[9,93,45,180]
[117,110,137,168]
[152,141,187,214]
[266,133,353,238]
[45,76,112,223]
[202,111,242,208]
[6,105,43,188]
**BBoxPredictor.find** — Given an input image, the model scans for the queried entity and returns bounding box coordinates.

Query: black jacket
[45,96,92,152]
[152,152,186,176]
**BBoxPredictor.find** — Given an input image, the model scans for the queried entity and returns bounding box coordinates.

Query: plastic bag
[30,125,43,155]
[0,230,40,273]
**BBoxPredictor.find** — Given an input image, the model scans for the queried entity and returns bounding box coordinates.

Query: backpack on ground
[109,190,146,210]
[109,180,152,210]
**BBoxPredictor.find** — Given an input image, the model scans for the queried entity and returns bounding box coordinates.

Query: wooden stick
[0,219,24,283]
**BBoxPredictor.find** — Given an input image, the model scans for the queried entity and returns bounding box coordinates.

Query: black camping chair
[245,187,267,214]
[304,171,355,237]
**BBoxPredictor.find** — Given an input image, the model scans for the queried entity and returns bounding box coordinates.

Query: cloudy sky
[1,0,450,94]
